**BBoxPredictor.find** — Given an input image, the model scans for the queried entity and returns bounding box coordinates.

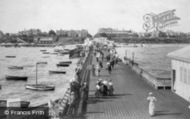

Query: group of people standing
[95,79,114,98]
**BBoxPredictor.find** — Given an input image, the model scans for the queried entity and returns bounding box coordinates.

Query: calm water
[116,44,190,78]
[0,45,78,106]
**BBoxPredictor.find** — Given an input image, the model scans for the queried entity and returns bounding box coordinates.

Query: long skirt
[95,69,99,76]
[149,102,155,116]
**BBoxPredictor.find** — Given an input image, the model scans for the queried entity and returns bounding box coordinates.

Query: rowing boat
[6,75,28,81]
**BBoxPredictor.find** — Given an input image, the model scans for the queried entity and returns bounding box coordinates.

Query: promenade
[82,50,190,119]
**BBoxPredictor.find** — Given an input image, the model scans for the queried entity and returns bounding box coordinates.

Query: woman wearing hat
[147,92,157,116]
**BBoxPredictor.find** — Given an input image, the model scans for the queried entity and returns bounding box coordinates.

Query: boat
[59,61,72,64]
[42,52,50,54]
[25,62,55,91]
[59,50,70,54]
[50,52,58,55]
[42,56,50,58]
[5,56,16,58]
[49,70,66,74]
[0,100,30,108]
[54,45,64,52]
[40,50,47,52]
[6,75,28,81]
[56,63,70,67]
[20,101,30,108]
[26,84,55,91]
[8,66,24,69]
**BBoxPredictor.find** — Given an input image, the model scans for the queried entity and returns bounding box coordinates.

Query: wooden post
[125,50,127,58]
[132,52,134,62]
[36,63,38,85]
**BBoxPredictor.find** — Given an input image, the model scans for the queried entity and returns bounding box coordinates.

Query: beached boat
[5,56,16,58]
[0,100,30,108]
[8,66,24,69]
[59,61,72,64]
[25,62,55,91]
[26,84,55,91]
[6,75,28,81]
[49,70,66,74]
[56,63,70,67]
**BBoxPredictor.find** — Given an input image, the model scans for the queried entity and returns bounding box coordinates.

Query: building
[98,28,138,38]
[67,30,78,37]
[167,46,190,101]
[77,29,88,37]
[34,36,54,44]
[56,29,88,37]
[18,29,42,36]
[56,29,67,36]
[0,31,3,39]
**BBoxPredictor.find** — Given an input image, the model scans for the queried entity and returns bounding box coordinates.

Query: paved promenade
[83,51,190,119]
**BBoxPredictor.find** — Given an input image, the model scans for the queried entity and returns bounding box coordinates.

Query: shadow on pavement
[154,110,181,116]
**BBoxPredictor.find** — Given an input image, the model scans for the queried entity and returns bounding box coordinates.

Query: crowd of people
[91,42,122,99]
[92,43,121,77]
[95,79,114,98]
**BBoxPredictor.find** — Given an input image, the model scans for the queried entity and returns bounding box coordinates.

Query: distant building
[98,28,138,38]
[56,29,88,37]
[56,29,67,36]
[138,32,146,38]
[167,46,190,101]
[34,36,54,44]
[67,30,78,37]
[77,29,88,37]
[18,29,42,36]
[0,31,3,39]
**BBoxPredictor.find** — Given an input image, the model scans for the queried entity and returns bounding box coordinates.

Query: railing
[63,46,93,117]
[125,58,171,89]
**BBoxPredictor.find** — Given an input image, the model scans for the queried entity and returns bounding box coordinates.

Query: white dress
[147,96,157,116]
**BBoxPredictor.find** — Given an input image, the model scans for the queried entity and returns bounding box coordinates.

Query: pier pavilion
[168,46,190,101]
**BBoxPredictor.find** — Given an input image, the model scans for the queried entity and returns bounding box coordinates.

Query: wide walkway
[84,51,190,119]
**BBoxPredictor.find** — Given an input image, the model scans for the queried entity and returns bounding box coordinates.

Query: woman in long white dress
[147,92,157,116]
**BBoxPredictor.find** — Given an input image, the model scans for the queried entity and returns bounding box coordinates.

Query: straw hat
[98,79,102,81]
[149,92,153,96]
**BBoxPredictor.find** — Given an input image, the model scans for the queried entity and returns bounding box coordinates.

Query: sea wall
[124,57,171,89]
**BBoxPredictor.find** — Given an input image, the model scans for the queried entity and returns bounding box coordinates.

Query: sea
[116,44,190,78]
[0,45,79,106]
[1,44,189,106]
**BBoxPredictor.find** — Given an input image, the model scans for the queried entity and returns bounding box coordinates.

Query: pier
[74,49,190,119]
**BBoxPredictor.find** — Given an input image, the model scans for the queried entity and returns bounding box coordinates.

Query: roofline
[167,54,190,63]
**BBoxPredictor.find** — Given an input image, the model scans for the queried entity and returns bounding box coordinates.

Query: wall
[172,59,190,101]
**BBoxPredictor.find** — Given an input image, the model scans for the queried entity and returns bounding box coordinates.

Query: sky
[0,0,190,35]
